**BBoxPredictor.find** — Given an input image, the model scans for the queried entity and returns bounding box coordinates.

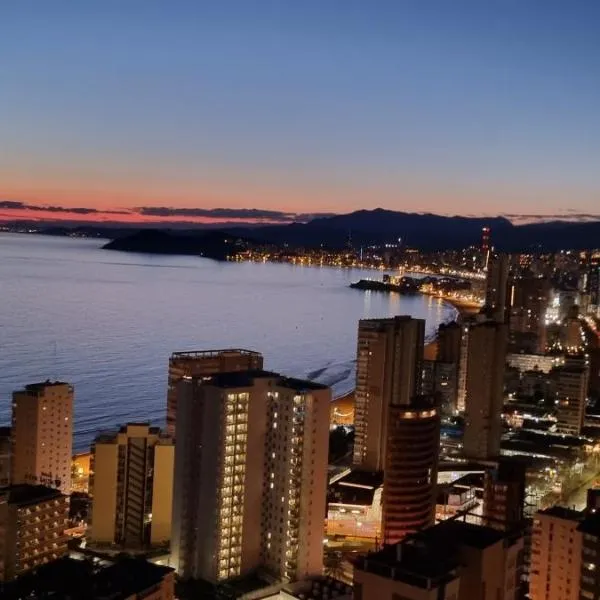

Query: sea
[0,233,456,451]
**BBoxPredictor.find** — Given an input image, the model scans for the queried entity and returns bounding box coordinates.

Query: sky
[1,1,599,225]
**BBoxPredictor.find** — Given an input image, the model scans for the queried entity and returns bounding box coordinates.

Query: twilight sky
[1,1,599,224]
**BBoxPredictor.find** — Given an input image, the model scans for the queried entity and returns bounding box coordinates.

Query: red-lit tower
[481,226,491,253]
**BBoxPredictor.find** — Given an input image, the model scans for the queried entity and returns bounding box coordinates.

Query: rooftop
[171,348,263,360]
[0,557,174,600]
[539,506,585,522]
[356,537,459,589]
[423,519,506,550]
[357,519,508,588]
[199,369,329,391]
[328,469,383,506]
[17,380,72,394]
[1,484,64,506]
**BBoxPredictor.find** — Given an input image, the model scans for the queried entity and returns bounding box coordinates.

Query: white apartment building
[170,370,330,584]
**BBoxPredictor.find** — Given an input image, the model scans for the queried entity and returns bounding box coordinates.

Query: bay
[0,233,455,451]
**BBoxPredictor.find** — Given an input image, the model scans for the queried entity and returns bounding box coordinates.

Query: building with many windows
[353,316,425,471]
[89,423,174,549]
[530,506,584,600]
[166,348,263,437]
[11,381,73,494]
[0,485,69,582]
[382,396,440,544]
[354,518,522,600]
[170,369,330,584]
[463,322,507,460]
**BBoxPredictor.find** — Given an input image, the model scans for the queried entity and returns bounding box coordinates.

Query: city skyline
[2,1,600,225]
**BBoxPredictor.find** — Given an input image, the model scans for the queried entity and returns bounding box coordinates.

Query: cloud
[0,200,128,215]
[503,212,600,224]
[135,206,336,222]
[0,200,337,223]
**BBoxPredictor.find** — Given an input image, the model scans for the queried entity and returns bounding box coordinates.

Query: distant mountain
[226,209,600,251]
[103,229,256,260]
[9,208,600,252]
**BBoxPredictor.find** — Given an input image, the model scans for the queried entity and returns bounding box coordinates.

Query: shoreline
[330,293,479,425]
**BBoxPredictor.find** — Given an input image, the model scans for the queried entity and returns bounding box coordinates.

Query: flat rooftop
[171,348,262,359]
[328,469,383,506]
[1,484,64,506]
[539,506,585,521]
[200,369,329,391]
[357,519,508,588]
[356,538,459,589]
[0,557,173,600]
[18,380,71,393]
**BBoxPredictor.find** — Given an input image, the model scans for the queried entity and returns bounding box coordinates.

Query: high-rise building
[89,423,174,549]
[170,369,330,584]
[0,427,11,488]
[530,506,584,600]
[485,253,510,322]
[422,359,457,415]
[483,458,526,530]
[166,349,264,437]
[11,381,73,494]
[555,363,589,436]
[463,322,507,460]
[354,519,522,600]
[0,485,69,582]
[353,316,425,471]
[382,396,440,545]
[577,512,600,598]
[508,276,550,353]
[437,320,462,364]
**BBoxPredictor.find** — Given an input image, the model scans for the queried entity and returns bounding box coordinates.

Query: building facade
[463,322,507,460]
[0,427,11,488]
[485,253,510,323]
[530,507,583,600]
[166,348,264,437]
[89,423,174,549]
[170,370,330,584]
[353,316,425,471]
[355,519,522,600]
[11,381,73,494]
[555,364,589,436]
[382,397,440,545]
[0,485,69,582]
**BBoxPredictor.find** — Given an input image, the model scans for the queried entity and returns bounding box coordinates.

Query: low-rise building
[327,470,382,540]
[354,519,522,600]
[0,485,69,582]
[0,556,175,599]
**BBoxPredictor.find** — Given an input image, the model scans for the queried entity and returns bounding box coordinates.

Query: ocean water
[0,233,455,450]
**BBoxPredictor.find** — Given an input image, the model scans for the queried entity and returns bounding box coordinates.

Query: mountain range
[8,208,600,252]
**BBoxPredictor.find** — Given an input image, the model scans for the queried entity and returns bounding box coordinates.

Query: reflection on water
[0,233,456,450]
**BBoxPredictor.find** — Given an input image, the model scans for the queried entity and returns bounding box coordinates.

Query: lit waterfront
[0,233,456,450]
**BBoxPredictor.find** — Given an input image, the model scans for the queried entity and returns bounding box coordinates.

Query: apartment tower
[166,349,263,437]
[508,276,550,352]
[463,322,507,460]
[555,363,589,436]
[353,316,425,471]
[11,381,73,494]
[382,395,440,544]
[0,485,69,582]
[485,253,510,323]
[90,423,174,549]
[530,506,584,600]
[170,369,330,583]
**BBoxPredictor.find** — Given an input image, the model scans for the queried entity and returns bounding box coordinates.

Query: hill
[103,229,255,260]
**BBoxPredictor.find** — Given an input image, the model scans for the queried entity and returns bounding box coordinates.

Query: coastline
[330,292,481,426]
